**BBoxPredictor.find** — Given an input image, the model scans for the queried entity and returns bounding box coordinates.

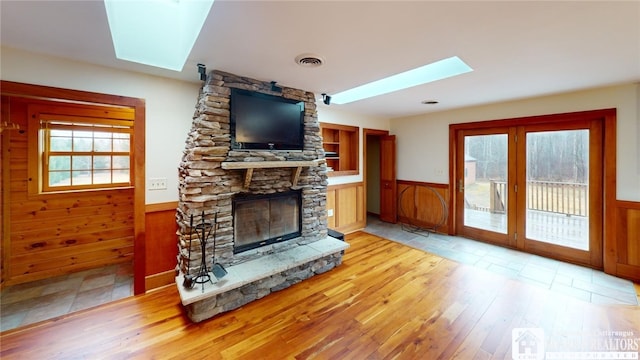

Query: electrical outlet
[327,209,334,217]
[149,177,167,190]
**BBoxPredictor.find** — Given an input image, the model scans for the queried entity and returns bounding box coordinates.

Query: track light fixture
[321,93,331,105]
[197,63,207,81]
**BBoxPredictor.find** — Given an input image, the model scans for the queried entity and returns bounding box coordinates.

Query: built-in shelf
[320,123,359,177]
[221,159,325,189]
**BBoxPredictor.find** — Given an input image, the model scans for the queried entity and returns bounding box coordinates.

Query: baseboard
[145,269,176,291]
[332,220,366,235]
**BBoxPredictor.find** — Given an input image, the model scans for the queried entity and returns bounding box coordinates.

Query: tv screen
[230,88,305,150]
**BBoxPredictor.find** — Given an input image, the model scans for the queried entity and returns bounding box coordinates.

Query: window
[29,104,135,193]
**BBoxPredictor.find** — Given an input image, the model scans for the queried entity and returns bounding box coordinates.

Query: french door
[455,118,603,268]
[456,127,516,248]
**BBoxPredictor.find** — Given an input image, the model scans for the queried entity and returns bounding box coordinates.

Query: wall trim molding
[146,202,178,213]
[616,200,640,209]
[327,181,364,190]
[145,270,176,291]
[397,180,448,189]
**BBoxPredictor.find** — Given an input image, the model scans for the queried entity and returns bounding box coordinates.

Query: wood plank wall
[612,200,640,282]
[2,96,134,287]
[397,180,450,234]
[327,182,365,234]
[144,202,178,290]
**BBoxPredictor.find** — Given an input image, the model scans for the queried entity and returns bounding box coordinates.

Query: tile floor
[1,263,133,332]
[364,215,639,306]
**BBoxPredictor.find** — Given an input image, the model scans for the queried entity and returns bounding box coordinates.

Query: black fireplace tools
[182,211,227,291]
[210,212,228,280]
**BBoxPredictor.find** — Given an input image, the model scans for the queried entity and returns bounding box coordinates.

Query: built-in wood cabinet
[320,123,359,177]
[326,182,366,234]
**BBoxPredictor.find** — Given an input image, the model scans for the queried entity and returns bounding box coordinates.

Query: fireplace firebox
[233,190,302,253]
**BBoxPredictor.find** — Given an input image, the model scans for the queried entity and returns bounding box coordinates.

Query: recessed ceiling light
[331,56,473,104]
[104,0,214,71]
[422,100,439,105]
[295,54,324,67]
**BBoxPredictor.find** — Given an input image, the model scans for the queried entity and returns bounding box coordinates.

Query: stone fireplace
[175,70,348,322]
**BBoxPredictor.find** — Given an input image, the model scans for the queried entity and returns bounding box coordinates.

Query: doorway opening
[1,81,145,331]
[364,129,396,225]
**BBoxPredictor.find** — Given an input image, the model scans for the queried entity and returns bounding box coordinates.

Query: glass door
[524,129,589,250]
[517,121,603,267]
[456,128,516,248]
[455,119,603,268]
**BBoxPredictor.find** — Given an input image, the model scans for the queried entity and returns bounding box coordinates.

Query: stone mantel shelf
[221,159,326,189]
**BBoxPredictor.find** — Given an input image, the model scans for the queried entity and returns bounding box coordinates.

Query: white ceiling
[2,1,639,118]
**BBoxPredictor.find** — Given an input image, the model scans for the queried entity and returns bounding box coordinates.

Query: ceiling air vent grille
[295,54,324,67]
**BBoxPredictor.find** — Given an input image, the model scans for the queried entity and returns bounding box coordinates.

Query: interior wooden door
[379,135,397,223]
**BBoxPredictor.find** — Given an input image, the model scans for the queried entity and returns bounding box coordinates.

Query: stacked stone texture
[177,70,329,276]
[185,253,343,322]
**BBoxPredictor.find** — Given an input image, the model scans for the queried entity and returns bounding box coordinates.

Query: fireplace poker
[182,214,196,289]
[211,212,228,280]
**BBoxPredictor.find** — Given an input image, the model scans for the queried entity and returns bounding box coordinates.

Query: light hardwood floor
[1,231,638,359]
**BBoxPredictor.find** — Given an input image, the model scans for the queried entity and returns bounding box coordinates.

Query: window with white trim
[40,115,133,192]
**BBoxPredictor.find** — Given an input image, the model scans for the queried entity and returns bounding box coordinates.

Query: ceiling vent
[295,54,324,67]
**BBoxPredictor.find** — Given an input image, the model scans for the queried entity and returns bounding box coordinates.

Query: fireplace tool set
[183,211,228,292]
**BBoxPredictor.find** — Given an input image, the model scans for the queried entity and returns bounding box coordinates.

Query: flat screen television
[230,88,305,150]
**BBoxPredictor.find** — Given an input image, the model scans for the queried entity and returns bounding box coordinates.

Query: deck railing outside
[488,180,588,216]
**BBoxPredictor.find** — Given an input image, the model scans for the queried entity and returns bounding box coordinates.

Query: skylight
[330,56,473,104]
[104,0,214,71]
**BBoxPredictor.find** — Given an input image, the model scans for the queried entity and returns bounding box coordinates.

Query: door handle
[458,179,464,192]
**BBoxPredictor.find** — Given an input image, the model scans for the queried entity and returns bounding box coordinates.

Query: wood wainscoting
[609,200,640,283]
[397,180,450,234]
[144,202,178,290]
[327,182,366,234]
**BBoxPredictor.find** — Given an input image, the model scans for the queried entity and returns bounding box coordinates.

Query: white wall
[316,106,390,186]
[1,47,200,204]
[390,83,640,201]
[1,47,391,201]
[10,47,633,201]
